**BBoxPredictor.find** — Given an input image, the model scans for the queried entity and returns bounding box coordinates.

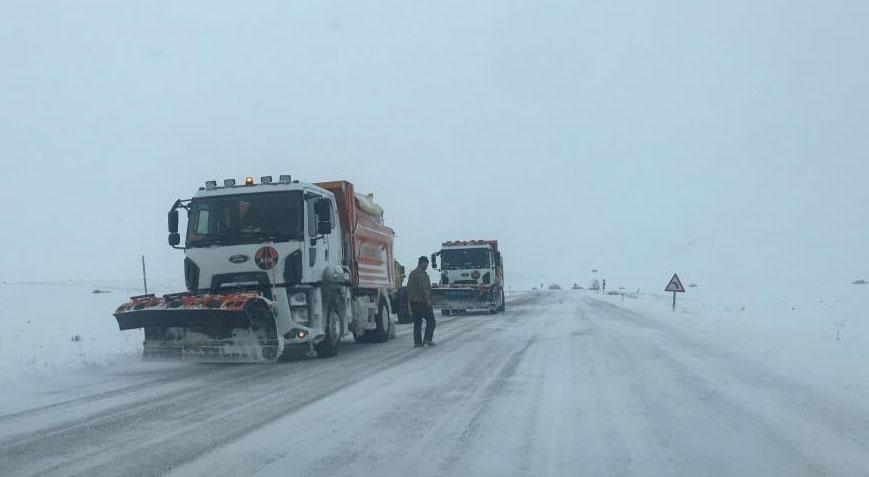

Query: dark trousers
[411,301,436,345]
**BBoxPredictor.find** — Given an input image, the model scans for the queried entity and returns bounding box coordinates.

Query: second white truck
[430,240,505,315]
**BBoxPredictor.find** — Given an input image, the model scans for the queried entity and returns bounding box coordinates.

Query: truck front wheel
[315,300,341,358]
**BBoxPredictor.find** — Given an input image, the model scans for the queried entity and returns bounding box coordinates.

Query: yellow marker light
[245,176,254,186]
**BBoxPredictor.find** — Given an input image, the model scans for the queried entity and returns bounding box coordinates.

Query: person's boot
[414,343,424,348]
[423,340,435,347]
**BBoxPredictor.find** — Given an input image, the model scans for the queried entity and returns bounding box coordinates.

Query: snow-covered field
[596,285,869,398]
[1,284,868,476]
[0,280,178,384]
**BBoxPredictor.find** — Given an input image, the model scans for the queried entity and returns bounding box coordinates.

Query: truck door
[304,192,335,281]
[305,193,323,280]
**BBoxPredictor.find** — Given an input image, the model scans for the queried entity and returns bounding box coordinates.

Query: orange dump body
[316,180,396,291]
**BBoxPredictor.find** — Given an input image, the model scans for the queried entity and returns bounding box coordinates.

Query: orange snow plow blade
[113,292,280,362]
[114,292,265,330]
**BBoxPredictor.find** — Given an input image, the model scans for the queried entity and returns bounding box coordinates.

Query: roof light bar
[261,175,273,184]
[245,176,254,186]
[279,174,292,183]
[224,179,236,187]
[205,180,217,189]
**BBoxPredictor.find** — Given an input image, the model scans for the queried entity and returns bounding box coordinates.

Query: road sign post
[664,273,685,311]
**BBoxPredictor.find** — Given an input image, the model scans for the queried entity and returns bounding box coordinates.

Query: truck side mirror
[315,200,333,235]
[430,254,438,269]
[168,233,180,246]
[168,209,179,234]
[495,252,502,266]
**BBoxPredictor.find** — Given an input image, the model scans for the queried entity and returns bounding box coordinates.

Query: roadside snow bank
[592,286,869,393]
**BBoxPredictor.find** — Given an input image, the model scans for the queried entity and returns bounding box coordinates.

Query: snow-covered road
[2,291,868,476]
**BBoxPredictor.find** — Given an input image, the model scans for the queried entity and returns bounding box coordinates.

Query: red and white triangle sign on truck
[665,273,685,293]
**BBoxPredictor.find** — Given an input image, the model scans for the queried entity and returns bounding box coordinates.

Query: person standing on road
[407,256,436,348]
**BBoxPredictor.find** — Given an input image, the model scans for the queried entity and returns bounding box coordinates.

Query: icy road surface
[2,292,869,476]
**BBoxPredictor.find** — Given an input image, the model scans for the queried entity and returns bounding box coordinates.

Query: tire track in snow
[0,293,546,477]
[435,335,537,476]
[264,299,546,476]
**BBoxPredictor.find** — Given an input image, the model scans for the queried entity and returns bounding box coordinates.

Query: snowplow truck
[430,240,505,315]
[113,176,399,362]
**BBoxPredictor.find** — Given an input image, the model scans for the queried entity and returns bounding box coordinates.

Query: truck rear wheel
[369,299,390,343]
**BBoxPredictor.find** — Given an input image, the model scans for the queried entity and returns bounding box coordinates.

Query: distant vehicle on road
[430,240,505,315]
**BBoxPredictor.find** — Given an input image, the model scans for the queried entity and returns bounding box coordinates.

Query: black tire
[315,298,341,358]
[369,299,390,343]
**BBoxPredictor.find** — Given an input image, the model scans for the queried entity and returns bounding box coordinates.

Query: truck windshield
[186,191,303,247]
[440,248,490,270]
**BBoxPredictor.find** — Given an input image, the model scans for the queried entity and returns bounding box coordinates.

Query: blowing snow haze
[1,1,867,298]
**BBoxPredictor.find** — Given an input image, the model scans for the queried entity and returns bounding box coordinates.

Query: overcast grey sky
[1,1,867,297]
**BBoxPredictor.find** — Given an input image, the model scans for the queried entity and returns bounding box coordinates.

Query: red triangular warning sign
[665,273,685,293]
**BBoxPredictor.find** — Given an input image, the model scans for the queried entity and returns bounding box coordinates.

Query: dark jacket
[406,267,433,305]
